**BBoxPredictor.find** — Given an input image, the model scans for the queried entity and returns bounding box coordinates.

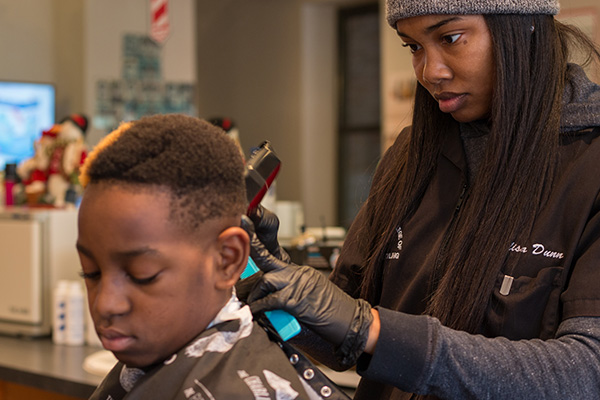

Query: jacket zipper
[427,182,468,298]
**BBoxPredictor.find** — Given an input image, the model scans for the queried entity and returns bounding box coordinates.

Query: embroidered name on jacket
[509,242,564,259]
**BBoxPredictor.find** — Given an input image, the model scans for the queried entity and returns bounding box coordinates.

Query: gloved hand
[235,207,289,303]
[248,205,291,263]
[243,216,373,366]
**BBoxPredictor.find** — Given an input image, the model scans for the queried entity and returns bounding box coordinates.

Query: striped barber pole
[150,0,170,44]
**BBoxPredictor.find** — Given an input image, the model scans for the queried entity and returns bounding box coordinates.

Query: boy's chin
[113,350,165,370]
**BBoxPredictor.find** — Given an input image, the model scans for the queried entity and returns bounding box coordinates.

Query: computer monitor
[0,81,55,171]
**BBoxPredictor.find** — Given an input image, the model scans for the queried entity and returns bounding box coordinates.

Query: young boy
[76,114,347,399]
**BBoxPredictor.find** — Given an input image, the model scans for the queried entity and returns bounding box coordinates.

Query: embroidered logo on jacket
[396,226,403,250]
[385,226,403,260]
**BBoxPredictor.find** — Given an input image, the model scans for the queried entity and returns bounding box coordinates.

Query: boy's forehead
[80,182,168,223]
[79,182,237,242]
[84,180,170,197]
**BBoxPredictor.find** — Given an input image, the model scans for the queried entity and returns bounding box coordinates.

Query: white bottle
[329,248,341,270]
[65,281,85,346]
[52,280,70,344]
[85,294,102,347]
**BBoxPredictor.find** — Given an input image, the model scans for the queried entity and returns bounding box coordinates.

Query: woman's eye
[402,43,421,53]
[442,33,461,45]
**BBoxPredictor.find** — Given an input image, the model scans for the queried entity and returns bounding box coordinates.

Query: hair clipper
[242,141,301,341]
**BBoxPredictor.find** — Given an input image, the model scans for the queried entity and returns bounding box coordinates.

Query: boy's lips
[434,92,467,114]
[98,328,135,352]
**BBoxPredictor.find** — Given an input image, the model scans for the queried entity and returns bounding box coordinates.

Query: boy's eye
[402,42,421,54]
[441,33,461,45]
[128,272,159,285]
[80,270,101,281]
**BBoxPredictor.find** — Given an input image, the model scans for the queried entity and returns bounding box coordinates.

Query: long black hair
[357,14,600,333]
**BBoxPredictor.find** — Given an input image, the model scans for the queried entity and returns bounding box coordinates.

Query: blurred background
[0,0,597,229]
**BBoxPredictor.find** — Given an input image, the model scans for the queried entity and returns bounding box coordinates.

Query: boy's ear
[215,226,250,290]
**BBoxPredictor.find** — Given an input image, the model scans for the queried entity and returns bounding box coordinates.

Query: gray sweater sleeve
[357,307,600,399]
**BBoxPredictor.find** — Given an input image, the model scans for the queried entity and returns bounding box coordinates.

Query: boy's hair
[79,114,247,234]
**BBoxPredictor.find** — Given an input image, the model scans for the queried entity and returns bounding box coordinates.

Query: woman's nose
[421,50,452,86]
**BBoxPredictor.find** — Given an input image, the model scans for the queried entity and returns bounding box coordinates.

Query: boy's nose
[92,278,131,320]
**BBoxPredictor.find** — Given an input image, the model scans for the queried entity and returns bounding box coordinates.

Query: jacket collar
[561,63,600,133]
[440,122,468,174]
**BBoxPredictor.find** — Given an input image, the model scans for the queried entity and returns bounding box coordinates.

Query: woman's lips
[98,329,135,352]
[435,92,467,114]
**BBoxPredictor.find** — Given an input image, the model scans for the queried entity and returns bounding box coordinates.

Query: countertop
[0,335,104,398]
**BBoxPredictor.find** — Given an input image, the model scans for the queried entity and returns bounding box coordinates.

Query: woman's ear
[215,226,250,290]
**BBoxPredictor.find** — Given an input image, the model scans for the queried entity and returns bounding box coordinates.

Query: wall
[300,4,338,227]
[84,0,196,145]
[0,0,196,145]
[0,0,85,161]
[0,0,55,82]
[559,0,600,20]
[54,0,85,120]
[195,0,304,209]
[195,0,370,227]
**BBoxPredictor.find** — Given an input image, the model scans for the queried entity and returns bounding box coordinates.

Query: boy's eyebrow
[75,242,160,259]
[115,247,160,260]
[396,16,464,38]
[76,242,92,258]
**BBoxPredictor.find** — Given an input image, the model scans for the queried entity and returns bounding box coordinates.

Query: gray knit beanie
[387,0,560,27]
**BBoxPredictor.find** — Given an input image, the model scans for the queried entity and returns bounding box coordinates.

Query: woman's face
[396,15,495,123]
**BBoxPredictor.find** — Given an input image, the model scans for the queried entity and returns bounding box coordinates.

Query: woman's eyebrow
[396,16,464,38]
[424,17,464,33]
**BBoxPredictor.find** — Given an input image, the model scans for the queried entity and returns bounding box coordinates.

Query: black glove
[235,271,263,305]
[236,207,289,303]
[244,217,373,366]
[248,205,291,263]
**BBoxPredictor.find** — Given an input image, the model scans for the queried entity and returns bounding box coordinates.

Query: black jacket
[330,64,600,399]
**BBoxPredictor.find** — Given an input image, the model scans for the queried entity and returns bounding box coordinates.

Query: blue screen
[0,81,55,170]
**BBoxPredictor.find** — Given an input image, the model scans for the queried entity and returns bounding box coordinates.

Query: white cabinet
[0,207,80,337]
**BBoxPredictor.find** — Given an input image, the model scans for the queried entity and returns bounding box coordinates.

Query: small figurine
[17,113,88,207]
[208,117,245,159]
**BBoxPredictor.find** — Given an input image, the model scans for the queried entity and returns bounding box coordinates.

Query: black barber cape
[89,298,349,400]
